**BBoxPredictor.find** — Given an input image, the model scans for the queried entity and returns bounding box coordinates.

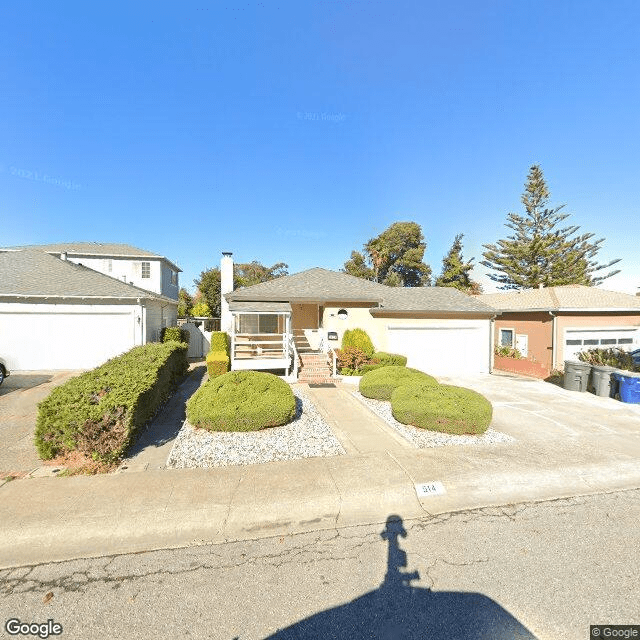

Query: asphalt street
[1,488,638,640]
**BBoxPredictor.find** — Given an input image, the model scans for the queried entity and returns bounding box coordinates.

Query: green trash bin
[590,365,616,397]
[563,360,592,392]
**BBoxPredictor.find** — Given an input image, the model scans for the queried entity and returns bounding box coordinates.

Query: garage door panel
[564,328,639,362]
[387,325,490,375]
[0,311,135,370]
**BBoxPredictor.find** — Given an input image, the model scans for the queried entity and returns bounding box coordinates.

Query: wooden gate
[181,322,205,358]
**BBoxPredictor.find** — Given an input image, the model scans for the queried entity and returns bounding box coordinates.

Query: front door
[291,304,319,331]
[515,334,528,357]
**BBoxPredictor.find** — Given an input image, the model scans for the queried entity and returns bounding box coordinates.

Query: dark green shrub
[372,352,407,367]
[35,342,189,462]
[186,370,296,432]
[341,328,375,358]
[210,331,230,356]
[359,365,437,400]
[206,351,230,377]
[391,382,492,435]
[161,326,190,344]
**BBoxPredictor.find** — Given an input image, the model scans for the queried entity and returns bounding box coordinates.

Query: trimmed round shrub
[186,370,296,432]
[341,328,375,358]
[372,352,408,367]
[359,365,437,400]
[391,382,492,435]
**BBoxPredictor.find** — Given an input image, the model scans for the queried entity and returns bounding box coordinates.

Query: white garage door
[387,325,490,375]
[564,327,639,362]
[0,310,136,370]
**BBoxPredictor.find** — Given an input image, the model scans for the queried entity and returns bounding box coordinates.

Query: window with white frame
[170,270,178,285]
[237,314,279,334]
[141,261,151,278]
[499,328,515,347]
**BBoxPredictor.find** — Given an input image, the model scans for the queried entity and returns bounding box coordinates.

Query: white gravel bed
[166,387,345,468]
[352,391,515,448]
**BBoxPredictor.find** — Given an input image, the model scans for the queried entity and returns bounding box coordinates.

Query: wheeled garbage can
[563,361,591,393]
[590,365,616,398]
[612,371,640,404]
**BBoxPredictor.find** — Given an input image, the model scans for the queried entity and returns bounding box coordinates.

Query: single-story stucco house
[479,285,640,375]
[0,245,180,370]
[219,252,496,379]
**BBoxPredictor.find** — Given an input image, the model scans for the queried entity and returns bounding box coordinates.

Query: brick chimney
[220,252,233,333]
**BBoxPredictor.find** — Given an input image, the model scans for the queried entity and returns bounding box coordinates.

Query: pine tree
[481,165,620,289]
[436,234,479,292]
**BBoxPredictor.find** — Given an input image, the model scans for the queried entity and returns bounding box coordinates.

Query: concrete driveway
[0,370,82,474]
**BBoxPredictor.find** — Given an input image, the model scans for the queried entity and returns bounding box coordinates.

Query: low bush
[341,328,375,358]
[359,365,437,400]
[186,370,296,432]
[371,352,408,367]
[206,351,230,377]
[336,346,369,375]
[35,342,189,462]
[577,347,637,371]
[161,326,190,344]
[391,382,492,435]
[494,346,522,359]
[210,331,230,356]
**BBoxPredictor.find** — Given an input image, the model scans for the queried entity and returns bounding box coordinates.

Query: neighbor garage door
[387,323,490,375]
[564,327,639,362]
[0,307,137,370]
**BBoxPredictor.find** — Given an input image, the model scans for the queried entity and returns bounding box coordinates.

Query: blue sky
[1,0,638,294]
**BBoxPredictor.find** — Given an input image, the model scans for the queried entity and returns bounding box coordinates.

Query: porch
[228,302,335,380]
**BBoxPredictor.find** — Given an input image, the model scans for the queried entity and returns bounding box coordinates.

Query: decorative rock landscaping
[352,391,514,448]
[167,387,345,468]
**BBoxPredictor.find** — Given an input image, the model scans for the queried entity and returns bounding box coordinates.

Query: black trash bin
[563,360,591,392]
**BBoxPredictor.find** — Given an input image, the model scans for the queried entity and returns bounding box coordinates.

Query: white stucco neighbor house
[0,244,180,370]
[218,252,496,379]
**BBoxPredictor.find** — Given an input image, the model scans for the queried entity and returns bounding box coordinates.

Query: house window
[141,261,151,278]
[237,314,279,334]
[499,329,514,347]
[170,270,178,286]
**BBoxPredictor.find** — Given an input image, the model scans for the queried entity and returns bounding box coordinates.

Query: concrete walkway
[304,384,408,454]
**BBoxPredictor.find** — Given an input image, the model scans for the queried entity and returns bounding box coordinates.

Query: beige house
[220,253,496,379]
[480,285,640,374]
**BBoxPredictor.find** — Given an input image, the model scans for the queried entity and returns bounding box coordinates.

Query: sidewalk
[2,375,640,568]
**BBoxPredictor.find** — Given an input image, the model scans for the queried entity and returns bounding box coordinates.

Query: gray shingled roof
[226,267,495,315]
[226,268,386,303]
[374,286,495,315]
[0,249,177,302]
[228,301,292,312]
[1,242,182,272]
[479,285,640,312]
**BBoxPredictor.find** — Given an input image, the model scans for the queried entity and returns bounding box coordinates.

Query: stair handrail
[327,347,337,378]
[288,334,299,380]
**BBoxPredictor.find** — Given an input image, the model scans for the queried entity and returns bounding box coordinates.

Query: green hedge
[35,342,189,462]
[186,370,296,432]
[372,352,407,367]
[359,365,437,400]
[391,382,492,435]
[161,326,190,344]
[341,328,375,358]
[206,351,230,377]
[210,331,230,356]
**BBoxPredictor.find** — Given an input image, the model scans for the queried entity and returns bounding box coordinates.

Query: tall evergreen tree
[481,165,620,289]
[343,221,432,287]
[436,234,479,292]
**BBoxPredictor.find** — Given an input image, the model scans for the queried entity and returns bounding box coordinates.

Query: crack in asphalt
[1,489,635,599]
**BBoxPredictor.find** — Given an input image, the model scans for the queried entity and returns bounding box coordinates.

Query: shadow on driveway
[265,515,537,640]
[123,364,207,469]
[0,373,54,396]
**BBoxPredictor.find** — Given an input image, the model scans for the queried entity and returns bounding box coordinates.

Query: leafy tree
[177,288,193,317]
[436,234,481,292]
[343,222,432,287]
[191,301,212,318]
[194,261,289,316]
[482,165,620,289]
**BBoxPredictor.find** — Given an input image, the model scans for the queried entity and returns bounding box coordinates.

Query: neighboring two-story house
[0,243,181,370]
